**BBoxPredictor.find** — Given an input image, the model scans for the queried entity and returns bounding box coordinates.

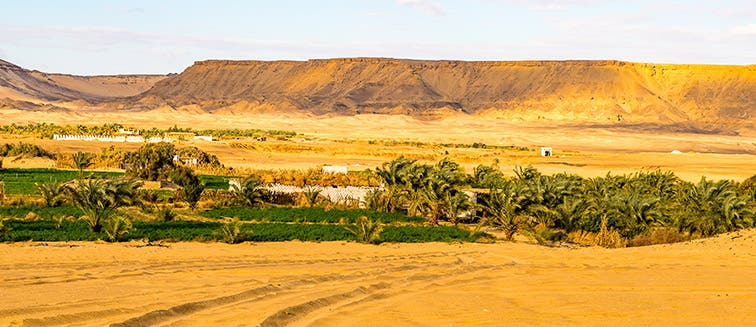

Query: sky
[1,0,754,75]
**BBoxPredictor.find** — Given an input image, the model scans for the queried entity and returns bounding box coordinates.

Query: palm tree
[71,151,93,176]
[674,178,754,236]
[64,178,141,232]
[479,184,532,240]
[230,175,267,207]
[36,181,65,207]
[443,192,472,225]
[549,196,592,233]
[302,186,324,207]
[346,216,383,244]
[375,156,416,213]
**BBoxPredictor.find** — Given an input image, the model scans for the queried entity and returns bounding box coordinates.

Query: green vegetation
[0,142,55,159]
[169,166,205,210]
[199,207,423,224]
[229,175,266,207]
[0,155,752,247]
[63,178,141,232]
[71,151,94,175]
[0,205,82,220]
[367,157,755,246]
[0,168,120,195]
[346,216,383,244]
[0,219,481,243]
[0,122,296,141]
[361,139,529,151]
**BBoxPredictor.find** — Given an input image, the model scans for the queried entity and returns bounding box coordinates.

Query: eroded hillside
[0,59,166,104]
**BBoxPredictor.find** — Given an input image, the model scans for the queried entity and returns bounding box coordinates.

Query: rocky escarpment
[137,58,755,125]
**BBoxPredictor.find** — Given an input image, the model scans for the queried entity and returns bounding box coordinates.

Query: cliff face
[2,57,754,127]
[139,58,755,124]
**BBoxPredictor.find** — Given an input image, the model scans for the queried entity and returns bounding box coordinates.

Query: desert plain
[1,229,755,326]
[1,58,755,326]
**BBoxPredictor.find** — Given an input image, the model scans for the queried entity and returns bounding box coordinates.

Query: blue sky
[1,0,754,75]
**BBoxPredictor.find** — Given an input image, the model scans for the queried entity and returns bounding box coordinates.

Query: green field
[0,168,229,195]
[0,169,121,195]
[199,207,424,224]
[0,219,486,243]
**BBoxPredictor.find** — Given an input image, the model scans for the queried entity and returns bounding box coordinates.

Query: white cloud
[730,24,756,36]
[492,0,617,11]
[396,0,447,16]
[529,4,566,11]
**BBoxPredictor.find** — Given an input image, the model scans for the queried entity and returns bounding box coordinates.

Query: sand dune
[1,230,754,326]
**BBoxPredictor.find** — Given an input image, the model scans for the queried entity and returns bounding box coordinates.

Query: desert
[1,1,756,326]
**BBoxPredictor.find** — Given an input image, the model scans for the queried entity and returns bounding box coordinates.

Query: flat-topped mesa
[140,58,755,126]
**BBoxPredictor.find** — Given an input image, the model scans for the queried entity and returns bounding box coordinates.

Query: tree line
[366,157,755,244]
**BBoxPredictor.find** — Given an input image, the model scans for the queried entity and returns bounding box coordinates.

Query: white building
[322,165,348,174]
[540,147,553,157]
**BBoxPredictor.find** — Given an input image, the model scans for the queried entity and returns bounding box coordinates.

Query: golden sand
[1,230,754,326]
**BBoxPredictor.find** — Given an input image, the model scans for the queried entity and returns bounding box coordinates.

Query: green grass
[0,168,121,195]
[0,218,485,243]
[0,168,230,195]
[198,174,231,190]
[0,205,82,219]
[199,207,424,224]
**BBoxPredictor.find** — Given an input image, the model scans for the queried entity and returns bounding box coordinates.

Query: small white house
[322,165,348,174]
[540,147,553,157]
[194,135,214,142]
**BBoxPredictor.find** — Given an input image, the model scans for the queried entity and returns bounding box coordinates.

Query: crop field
[0,219,485,243]
[0,168,120,195]
[199,207,424,224]
[0,168,230,195]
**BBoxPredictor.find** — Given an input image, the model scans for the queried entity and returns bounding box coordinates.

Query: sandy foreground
[1,230,754,327]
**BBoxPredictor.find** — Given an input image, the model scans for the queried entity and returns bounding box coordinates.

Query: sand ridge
[1,229,754,326]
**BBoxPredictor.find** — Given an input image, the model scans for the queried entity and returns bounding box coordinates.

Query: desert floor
[1,230,754,326]
[2,110,755,181]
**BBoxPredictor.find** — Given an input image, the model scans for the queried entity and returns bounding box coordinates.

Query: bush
[155,205,177,222]
[170,166,205,210]
[346,216,383,244]
[0,143,54,159]
[216,218,247,244]
[103,216,133,242]
[629,227,686,247]
[593,217,627,248]
[126,143,176,181]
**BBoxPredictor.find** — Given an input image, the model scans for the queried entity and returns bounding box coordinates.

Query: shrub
[71,151,94,175]
[0,143,54,159]
[155,205,177,222]
[0,219,10,238]
[216,218,247,244]
[593,217,627,248]
[346,216,383,244]
[103,216,133,242]
[629,227,685,247]
[170,166,205,210]
[64,178,141,232]
[528,225,567,246]
[230,175,267,207]
[126,143,176,181]
[36,181,65,207]
[301,186,325,207]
